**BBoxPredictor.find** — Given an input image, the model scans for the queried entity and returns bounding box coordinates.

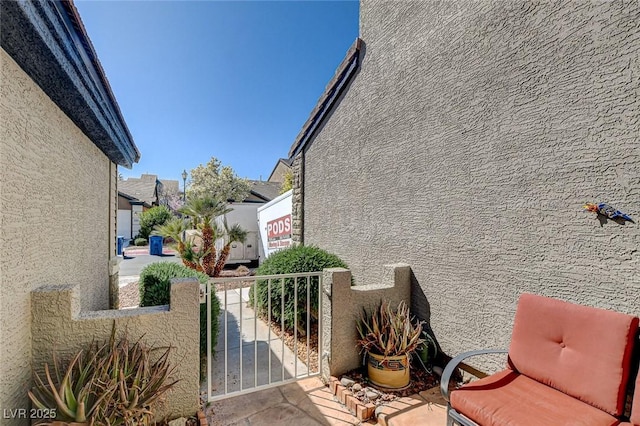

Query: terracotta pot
[366,352,410,389]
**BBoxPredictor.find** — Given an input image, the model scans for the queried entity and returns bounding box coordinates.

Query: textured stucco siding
[302,1,640,373]
[30,280,200,421]
[1,48,113,415]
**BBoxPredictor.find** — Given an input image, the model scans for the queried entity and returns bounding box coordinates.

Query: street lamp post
[181,170,187,203]
[181,169,188,242]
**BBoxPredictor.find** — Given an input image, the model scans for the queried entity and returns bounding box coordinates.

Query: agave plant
[29,341,116,423]
[356,300,424,357]
[98,328,178,425]
[29,323,178,425]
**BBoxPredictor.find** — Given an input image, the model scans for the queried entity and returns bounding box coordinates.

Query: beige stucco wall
[302,1,640,373]
[31,280,200,421]
[1,48,116,416]
[321,265,411,382]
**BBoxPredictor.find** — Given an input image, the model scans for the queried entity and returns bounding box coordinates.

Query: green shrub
[249,245,348,332]
[138,205,173,240]
[134,237,148,246]
[139,262,220,369]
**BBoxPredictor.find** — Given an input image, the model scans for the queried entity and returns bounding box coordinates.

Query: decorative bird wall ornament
[583,202,634,223]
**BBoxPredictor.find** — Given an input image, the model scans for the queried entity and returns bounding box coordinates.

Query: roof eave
[288,37,362,159]
[0,0,140,168]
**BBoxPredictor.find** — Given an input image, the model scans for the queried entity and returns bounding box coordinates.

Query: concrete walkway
[206,376,448,426]
[208,287,310,397]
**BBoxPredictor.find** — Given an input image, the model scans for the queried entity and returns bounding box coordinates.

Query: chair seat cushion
[451,370,621,426]
[631,365,640,425]
[629,381,640,425]
[509,294,638,416]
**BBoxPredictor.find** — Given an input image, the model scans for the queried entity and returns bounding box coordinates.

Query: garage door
[117,209,132,239]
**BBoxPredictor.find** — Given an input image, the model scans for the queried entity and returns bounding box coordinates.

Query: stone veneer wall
[1,48,116,416]
[30,279,200,421]
[292,153,305,244]
[300,1,640,374]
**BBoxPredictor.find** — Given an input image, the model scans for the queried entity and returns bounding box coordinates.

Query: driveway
[119,252,183,277]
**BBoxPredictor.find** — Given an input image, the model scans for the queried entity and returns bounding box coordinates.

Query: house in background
[119,173,180,206]
[288,1,639,375]
[1,0,139,415]
[118,174,179,239]
[267,157,292,183]
[117,191,150,240]
[245,179,282,203]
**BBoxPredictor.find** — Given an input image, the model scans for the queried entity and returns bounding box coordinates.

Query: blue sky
[74,0,359,187]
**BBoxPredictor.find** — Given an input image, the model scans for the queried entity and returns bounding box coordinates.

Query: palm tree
[153,218,199,270]
[178,197,230,276]
[213,222,248,277]
[156,197,249,277]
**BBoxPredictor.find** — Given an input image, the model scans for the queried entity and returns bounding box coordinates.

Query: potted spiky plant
[356,300,424,389]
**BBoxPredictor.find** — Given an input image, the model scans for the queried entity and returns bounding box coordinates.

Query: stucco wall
[1,48,114,416]
[321,265,411,382]
[302,1,640,373]
[31,280,200,421]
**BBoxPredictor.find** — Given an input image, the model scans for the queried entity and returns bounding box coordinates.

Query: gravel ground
[119,281,141,309]
[118,266,253,309]
[338,363,442,407]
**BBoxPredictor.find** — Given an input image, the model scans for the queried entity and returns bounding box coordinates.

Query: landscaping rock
[365,389,380,400]
[168,417,187,426]
[341,377,355,388]
[352,383,362,392]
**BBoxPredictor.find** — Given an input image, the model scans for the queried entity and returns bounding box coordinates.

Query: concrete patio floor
[205,376,448,426]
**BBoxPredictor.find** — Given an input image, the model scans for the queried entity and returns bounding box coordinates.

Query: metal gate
[203,272,323,401]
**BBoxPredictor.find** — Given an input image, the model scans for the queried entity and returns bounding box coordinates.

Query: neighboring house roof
[245,181,282,203]
[267,158,293,182]
[156,179,180,197]
[119,174,179,205]
[117,191,151,207]
[288,38,362,159]
[0,0,140,168]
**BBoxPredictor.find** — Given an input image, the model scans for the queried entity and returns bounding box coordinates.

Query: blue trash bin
[149,235,163,256]
[116,236,124,256]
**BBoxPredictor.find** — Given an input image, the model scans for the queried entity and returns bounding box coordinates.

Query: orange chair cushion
[451,370,621,426]
[508,293,639,416]
[630,366,640,425]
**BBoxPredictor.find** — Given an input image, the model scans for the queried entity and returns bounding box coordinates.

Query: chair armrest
[440,349,508,402]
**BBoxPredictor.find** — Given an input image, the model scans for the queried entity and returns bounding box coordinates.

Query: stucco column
[321,264,412,382]
[109,256,120,309]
